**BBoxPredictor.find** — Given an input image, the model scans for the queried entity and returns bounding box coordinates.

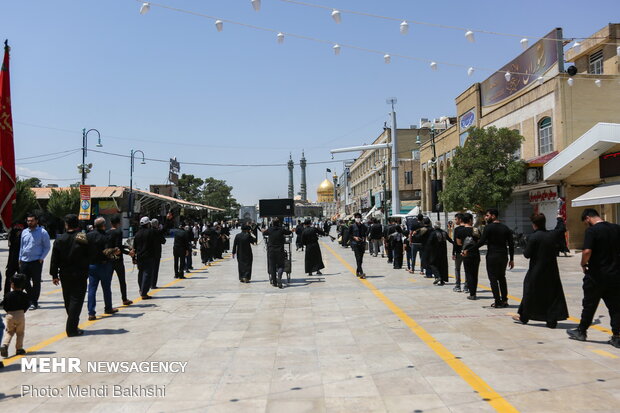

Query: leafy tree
[202,177,240,219]
[21,177,42,188]
[47,188,81,220]
[14,179,39,223]
[440,127,526,214]
[178,174,204,203]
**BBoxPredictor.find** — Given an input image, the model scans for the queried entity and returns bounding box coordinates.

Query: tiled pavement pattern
[0,232,619,412]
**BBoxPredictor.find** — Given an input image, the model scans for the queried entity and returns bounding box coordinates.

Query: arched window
[538,117,553,155]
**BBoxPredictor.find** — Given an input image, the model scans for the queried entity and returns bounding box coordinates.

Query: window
[588,50,603,75]
[538,117,553,155]
[404,171,413,185]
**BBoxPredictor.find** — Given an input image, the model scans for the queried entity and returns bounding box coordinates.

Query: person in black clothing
[301,219,325,276]
[232,225,255,283]
[476,208,514,308]
[184,225,195,271]
[452,213,466,293]
[86,217,120,320]
[3,222,23,299]
[49,214,90,337]
[383,219,397,264]
[567,208,620,348]
[295,220,305,251]
[0,273,30,357]
[412,217,433,278]
[459,213,481,300]
[389,224,405,269]
[150,218,167,288]
[108,215,132,306]
[213,224,224,259]
[369,218,383,258]
[350,213,368,278]
[408,214,423,273]
[132,217,158,299]
[262,218,292,288]
[173,224,190,279]
[427,222,451,285]
[513,213,568,329]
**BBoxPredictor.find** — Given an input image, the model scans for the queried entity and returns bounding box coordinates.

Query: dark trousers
[352,243,365,275]
[87,262,113,315]
[392,242,403,269]
[405,246,412,270]
[578,274,620,335]
[454,254,464,286]
[4,263,18,298]
[185,252,193,270]
[386,243,393,263]
[60,273,87,335]
[267,248,284,284]
[463,256,480,297]
[173,252,185,278]
[20,260,43,306]
[137,258,154,297]
[410,244,421,271]
[486,254,508,303]
[152,256,161,288]
[112,260,128,301]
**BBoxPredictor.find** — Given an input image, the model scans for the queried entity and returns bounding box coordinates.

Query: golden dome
[317,179,334,203]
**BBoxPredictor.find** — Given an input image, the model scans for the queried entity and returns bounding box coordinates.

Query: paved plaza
[0,233,619,412]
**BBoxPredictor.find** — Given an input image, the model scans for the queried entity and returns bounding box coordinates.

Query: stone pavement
[0,234,619,412]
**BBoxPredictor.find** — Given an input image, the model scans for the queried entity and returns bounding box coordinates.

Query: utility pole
[387,98,400,216]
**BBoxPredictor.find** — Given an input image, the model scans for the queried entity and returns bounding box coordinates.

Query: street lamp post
[387,97,400,216]
[418,124,441,222]
[129,149,146,237]
[81,128,102,185]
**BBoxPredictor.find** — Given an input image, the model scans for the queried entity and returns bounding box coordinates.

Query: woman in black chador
[301,220,325,276]
[513,213,569,328]
[232,225,256,283]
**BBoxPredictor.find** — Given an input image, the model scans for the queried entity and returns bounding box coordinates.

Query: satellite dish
[566,65,577,76]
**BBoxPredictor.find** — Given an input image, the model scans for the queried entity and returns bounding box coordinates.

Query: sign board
[169,157,180,173]
[169,172,179,185]
[459,109,476,131]
[480,29,562,108]
[600,151,620,178]
[529,187,559,204]
[78,185,91,220]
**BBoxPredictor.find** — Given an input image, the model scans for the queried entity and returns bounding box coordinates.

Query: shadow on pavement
[87,328,129,336]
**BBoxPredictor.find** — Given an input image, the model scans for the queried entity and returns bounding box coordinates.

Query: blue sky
[3,0,614,205]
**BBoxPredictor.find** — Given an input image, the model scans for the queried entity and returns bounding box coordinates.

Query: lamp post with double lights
[80,128,102,185]
[128,149,146,237]
[417,123,443,222]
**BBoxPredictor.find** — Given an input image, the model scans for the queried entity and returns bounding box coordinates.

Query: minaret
[287,153,294,199]
[300,151,307,202]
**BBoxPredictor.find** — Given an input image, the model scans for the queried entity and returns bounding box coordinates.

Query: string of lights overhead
[136,1,620,88]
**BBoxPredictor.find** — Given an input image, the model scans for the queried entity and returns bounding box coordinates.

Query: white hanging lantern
[251,0,261,12]
[573,42,581,54]
[467,67,474,76]
[520,38,528,50]
[567,78,574,87]
[277,32,285,44]
[465,30,475,43]
[400,21,409,35]
[139,2,150,15]
[537,76,544,85]
[215,20,223,32]
[594,79,602,88]
[333,44,341,55]
[331,10,342,24]
[430,61,437,71]
[504,72,511,82]
[384,54,391,64]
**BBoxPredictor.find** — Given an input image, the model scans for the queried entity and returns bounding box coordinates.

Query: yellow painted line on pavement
[447,274,614,335]
[587,347,618,359]
[323,243,519,413]
[2,256,229,367]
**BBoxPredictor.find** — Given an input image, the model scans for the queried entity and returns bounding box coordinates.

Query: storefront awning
[571,183,620,207]
[544,123,620,181]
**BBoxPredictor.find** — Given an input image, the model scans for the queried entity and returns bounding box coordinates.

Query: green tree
[21,177,42,188]
[202,177,240,219]
[14,179,39,223]
[47,188,81,220]
[440,127,526,214]
[178,174,204,203]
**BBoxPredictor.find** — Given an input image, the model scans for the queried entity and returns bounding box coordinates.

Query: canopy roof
[571,183,620,207]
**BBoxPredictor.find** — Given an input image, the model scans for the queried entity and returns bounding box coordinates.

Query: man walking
[108,215,132,306]
[86,217,119,320]
[50,214,90,336]
[232,225,255,283]
[133,217,158,299]
[19,213,51,310]
[301,219,325,276]
[476,208,514,308]
[262,218,292,289]
[452,213,466,292]
[567,209,620,347]
[150,218,166,289]
[350,212,368,279]
[368,218,383,258]
[173,224,190,279]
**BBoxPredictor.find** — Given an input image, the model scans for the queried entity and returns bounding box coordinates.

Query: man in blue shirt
[19,213,51,310]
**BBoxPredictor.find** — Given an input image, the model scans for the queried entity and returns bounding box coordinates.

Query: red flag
[0,40,16,230]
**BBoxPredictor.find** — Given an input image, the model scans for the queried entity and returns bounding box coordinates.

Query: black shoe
[141,295,152,300]
[359,273,366,279]
[104,308,119,315]
[467,295,477,300]
[178,275,186,279]
[438,281,445,286]
[0,361,4,368]
[316,271,322,275]
[546,320,557,329]
[16,349,26,356]
[67,329,84,337]
[433,279,440,285]
[463,287,469,294]
[0,345,7,358]
[278,281,283,289]
[609,335,620,348]
[152,285,159,289]
[490,302,503,308]
[567,328,587,341]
